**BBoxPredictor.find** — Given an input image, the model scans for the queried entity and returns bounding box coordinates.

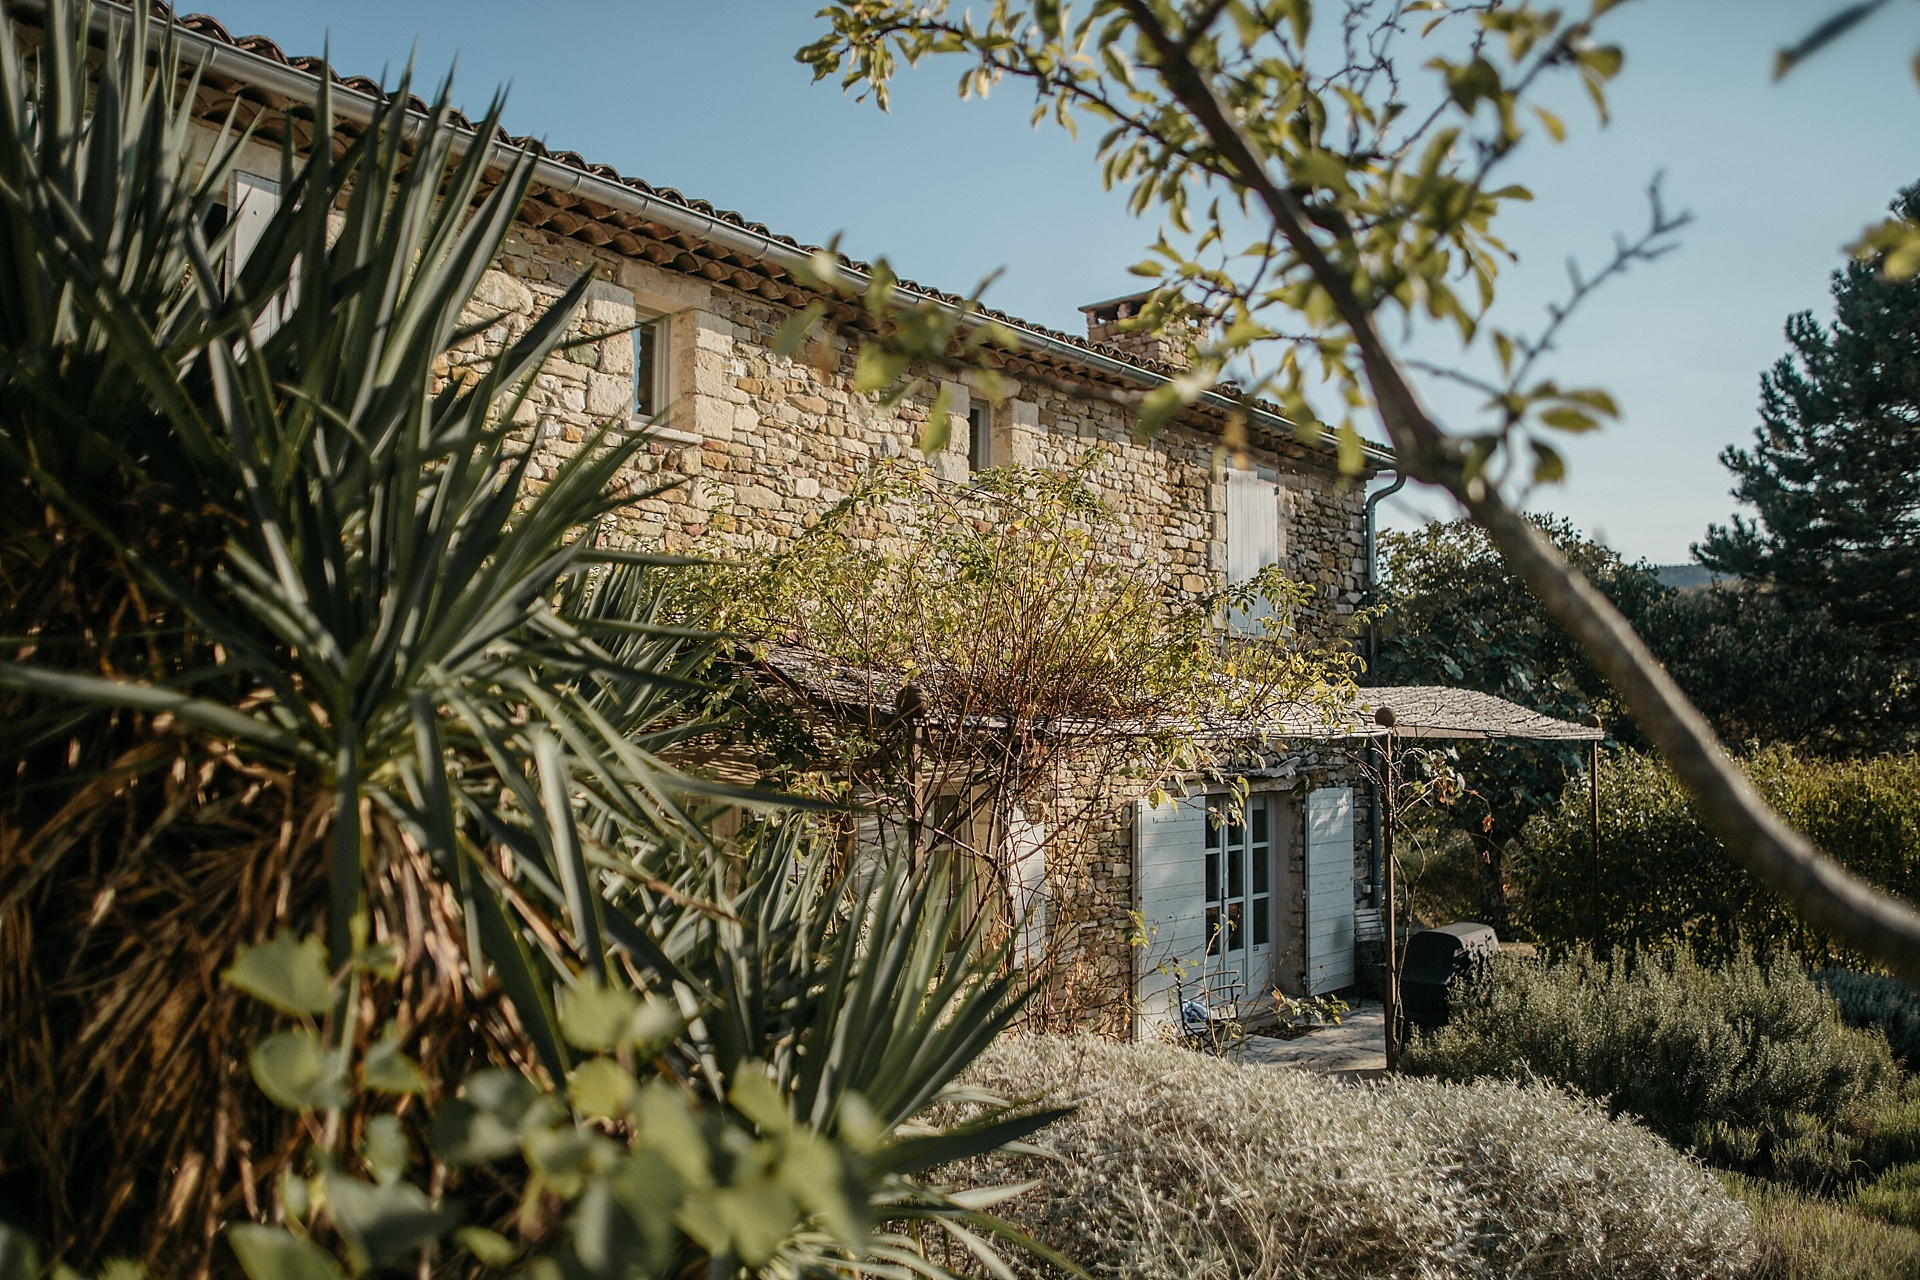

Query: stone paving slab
[1234,999,1388,1080]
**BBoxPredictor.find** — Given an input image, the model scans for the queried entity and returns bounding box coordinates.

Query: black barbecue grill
[1401,922,1498,1032]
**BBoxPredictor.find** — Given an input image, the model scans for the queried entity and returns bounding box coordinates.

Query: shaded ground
[1237,998,1387,1079]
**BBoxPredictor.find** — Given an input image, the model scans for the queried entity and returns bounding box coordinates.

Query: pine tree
[1698,183,1920,655]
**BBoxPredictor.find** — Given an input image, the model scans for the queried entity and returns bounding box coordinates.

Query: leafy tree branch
[800,0,1920,982]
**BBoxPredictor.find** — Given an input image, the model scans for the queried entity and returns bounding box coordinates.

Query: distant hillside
[1654,564,1724,591]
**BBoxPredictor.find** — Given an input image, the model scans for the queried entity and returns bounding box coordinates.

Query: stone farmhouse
[159,8,1403,1037]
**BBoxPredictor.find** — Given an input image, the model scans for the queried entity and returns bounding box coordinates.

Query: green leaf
[776,1129,864,1249]
[1336,422,1366,476]
[226,1226,346,1280]
[625,997,684,1051]
[1577,44,1624,81]
[770,300,828,357]
[361,1115,410,1187]
[853,344,908,394]
[363,1027,426,1095]
[681,1178,797,1268]
[523,1125,597,1189]
[634,1081,714,1189]
[918,384,953,457]
[729,1069,789,1133]
[223,934,334,1017]
[452,1227,516,1266]
[353,942,400,981]
[0,665,308,757]
[604,1151,686,1268]
[570,1057,638,1120]
[325,1176,460,1270]
[0,1225,40,1280]
[1530,439,1567,484]
[559,980,640,1053]
[1774,1,1888,80]
[250,1030,350,1112]
[918,413,952,457]
[430,1070,557,1166]
[1137,383,1184,437]
[1537,406,1599,433]
[1287,150,1351,194]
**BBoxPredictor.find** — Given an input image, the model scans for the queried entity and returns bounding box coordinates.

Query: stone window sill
[630,417,700,446]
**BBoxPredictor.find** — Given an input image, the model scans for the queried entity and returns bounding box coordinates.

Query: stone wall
[474,224,1370,639]
[457,221,1378,1017]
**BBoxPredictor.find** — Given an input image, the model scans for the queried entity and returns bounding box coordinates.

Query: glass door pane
[1206,797,1251,971]
[1204,805,1222,955]
[1250,798,1272,949]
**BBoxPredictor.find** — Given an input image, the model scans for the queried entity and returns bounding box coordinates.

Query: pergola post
[1583,713,1603,955]
[1376,705,1402,1070]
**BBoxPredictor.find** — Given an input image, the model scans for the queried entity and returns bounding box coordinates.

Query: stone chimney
[1079,290,1201,370]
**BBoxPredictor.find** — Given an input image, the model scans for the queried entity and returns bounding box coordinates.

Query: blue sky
[204,1,1920,564]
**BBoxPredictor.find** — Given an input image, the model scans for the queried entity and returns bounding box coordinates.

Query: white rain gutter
[40,0,1393,466]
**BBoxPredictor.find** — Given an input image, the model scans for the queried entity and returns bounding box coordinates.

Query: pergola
[1352,685,1605,1067]
[748,647,1606,1065]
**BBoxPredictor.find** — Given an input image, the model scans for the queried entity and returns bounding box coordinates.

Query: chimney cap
[1078,290,1157,322]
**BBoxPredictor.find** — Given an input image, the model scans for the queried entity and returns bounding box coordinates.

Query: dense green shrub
[940,1035,1756,1280]
[1851,1163,1920,1231]
[1401,948,1899,1188]
[1515,748,1920,961]
[1728,1173,1920,1280]
[1819,970,1920,1068]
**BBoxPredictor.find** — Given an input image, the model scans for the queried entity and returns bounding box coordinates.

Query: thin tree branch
[1119,0,1920,983]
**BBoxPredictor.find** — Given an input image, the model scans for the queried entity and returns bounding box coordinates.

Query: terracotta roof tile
[149,4,1386,463]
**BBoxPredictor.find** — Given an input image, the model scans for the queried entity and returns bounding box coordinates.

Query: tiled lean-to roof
[44,1,1394,467]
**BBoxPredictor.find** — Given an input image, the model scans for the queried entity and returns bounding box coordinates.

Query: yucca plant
[0,4,1062,1276]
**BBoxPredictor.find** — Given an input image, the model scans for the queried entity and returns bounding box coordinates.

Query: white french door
[1204,795,1275,996]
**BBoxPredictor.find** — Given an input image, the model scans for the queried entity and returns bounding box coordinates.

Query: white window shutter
[1005,807,1046,968]
[1134,793,1207,1035]
[1226,468,1281,630]
[1305,786,1356,994]
[231,172,289,342]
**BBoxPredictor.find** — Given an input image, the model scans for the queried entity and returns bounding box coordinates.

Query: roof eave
[45,0,1395,470]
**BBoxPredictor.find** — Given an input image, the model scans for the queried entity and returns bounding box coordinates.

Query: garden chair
[1174,970,1248,1055]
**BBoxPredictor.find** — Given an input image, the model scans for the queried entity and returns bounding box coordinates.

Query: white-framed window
[1204,794,1274,961]
[967,400,993,472]
[632,313,668,419]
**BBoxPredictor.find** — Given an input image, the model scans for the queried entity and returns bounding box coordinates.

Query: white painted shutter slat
[1225,469,1279,581]
[231,172,289,343]
[1305,786,1356,994]
[1134,794,1207,1034]
[1226,469,1281,631]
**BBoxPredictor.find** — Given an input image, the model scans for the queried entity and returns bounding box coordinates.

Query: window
[632,315,667,418]
[967,401,993,472]
[1204,795,1273,958]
